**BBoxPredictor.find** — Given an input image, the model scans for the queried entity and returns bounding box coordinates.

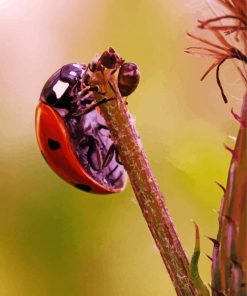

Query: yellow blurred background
[0,0,245,295]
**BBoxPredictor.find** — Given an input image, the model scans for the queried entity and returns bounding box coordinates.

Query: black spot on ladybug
[75,184,92,192]
[48,139,61,150]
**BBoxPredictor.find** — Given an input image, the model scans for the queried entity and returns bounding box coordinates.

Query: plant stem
[90,72,197,295]
[211,92,247,295]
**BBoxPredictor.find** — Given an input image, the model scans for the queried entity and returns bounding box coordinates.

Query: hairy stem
[211,93,247,295]
[91,73,197,295]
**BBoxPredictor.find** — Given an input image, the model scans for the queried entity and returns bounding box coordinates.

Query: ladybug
[35,63,127,194]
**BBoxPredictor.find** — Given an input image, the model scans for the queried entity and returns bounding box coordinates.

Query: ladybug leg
[75,98,114,117]
[80,85,99,96]
[106,165,118,178]
[73,86,98,103]
[102,144,123,168]
[114,146,123,165]
[102,144,115,168]
[88,97,114,112]
[86,136,103,171]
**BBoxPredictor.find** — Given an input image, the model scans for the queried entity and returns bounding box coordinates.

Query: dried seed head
[186,2,247,104]
[118,62,140,97]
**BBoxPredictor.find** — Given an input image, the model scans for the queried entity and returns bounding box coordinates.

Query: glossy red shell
[35,103,126,194]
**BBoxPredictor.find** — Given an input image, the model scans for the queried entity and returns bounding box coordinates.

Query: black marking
[97,124,108,131]
[86,137,103,171]
[46,92,58,105]
[79,135,89,148]
[106,165,118,178]
[80,98,94,106]
[102,144,115,168]
[75,184,92,192]
[115,146,123,165]
[112,172,123,185]
[48,139,61,150]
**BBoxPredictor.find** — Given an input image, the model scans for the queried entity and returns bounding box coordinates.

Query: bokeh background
[0,1,245,295]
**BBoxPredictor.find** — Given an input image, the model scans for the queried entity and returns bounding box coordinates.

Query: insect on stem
[87,48,197,296]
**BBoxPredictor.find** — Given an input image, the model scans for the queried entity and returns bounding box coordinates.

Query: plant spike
[189,222,210,296]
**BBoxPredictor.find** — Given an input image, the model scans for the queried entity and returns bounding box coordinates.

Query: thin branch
[216,59,228,103]
[201,60,222,81]
[186,32,231,52]
[186,46,228,56]
[198,15,247,28]
[212,30,233,49]
[202,25,246,32]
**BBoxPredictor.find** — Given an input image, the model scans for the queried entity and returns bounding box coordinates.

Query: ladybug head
[40,63,87,107]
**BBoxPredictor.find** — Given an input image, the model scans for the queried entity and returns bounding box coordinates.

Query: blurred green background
[0,0,245,295]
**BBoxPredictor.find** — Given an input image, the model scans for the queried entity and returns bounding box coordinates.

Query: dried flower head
[186,0,247,103]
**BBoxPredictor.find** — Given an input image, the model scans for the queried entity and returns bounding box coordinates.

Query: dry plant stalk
[187,1,247,295]
[85,49,197,295]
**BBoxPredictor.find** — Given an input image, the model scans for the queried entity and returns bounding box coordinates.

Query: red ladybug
[35,63,127,194]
